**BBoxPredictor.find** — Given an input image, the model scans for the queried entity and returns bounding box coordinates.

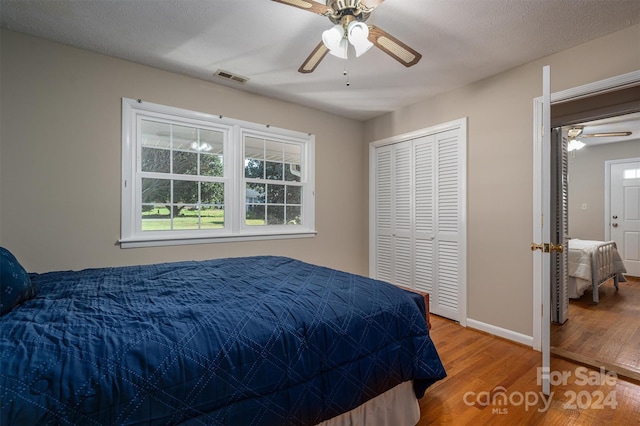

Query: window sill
[119,231,317,248]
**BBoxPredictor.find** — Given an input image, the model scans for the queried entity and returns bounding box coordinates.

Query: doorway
[550,113,640,381]
[532,70,640,388]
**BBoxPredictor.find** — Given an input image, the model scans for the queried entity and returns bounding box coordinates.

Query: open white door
[533,70,640,398]
[532,65,551,396]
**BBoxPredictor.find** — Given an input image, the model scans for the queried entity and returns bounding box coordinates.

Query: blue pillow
[1,247,35,315]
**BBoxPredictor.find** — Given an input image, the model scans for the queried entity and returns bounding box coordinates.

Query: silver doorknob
[612,223,618,228]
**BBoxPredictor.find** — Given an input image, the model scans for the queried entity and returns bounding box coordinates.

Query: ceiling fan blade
[368,25,422,67]
[360,0,385,11]
[272,0,329,15]
[581,131,632,138]
[567,128,583,138]
[298,42,330,73]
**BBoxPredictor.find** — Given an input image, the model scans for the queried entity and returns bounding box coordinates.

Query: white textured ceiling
[1,0,639,121]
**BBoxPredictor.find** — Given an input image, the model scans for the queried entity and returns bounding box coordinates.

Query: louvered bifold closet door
[372,124,464,322]
[561,135,569,322]
[434,129,461,320]
[393,141,414,289]
[414,136,435,296]
[550,128,569,324]
[375,145,393,283]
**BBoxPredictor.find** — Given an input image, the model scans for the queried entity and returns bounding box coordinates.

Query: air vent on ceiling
[214,69,249,84]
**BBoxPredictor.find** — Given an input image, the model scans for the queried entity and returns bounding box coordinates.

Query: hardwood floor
[551,276,640,379]
[418,315,640,425]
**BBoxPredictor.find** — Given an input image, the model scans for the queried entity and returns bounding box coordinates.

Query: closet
[369,119,467,322]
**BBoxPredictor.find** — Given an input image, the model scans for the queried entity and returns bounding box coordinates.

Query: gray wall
[363,24,640,337]
[0,30,367,275]
[1,23,639,340]
[568,139,640,240]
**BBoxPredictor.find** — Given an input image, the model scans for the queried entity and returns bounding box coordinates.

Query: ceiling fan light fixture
[567,139,585,152]
[190,141,212,152]
[347,21,373,57]
[328,38,349,58]
[322,24,345,51]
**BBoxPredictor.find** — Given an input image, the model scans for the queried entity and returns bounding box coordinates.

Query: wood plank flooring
[551,276,640,378]
[418,315,640,425]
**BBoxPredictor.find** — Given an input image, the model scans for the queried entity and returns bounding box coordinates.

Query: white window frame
[121,98,316,248]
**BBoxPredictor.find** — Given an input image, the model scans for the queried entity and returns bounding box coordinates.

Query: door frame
[532,70,640,351]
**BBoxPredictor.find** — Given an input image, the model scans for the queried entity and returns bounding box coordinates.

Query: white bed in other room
[568,239,627,303]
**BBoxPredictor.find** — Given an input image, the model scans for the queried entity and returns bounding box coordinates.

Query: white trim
[466,318,534,347]
[550,70,640,104]
[532,70,640,351]
[532,94,544,351]
[604,157,640,241]
[369,118,467,148]
[119,231,317,248]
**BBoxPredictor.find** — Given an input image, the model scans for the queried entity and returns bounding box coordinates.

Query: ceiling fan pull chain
[344,48,350,87]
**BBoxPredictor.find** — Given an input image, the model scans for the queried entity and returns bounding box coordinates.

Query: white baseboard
[466,318,534,348]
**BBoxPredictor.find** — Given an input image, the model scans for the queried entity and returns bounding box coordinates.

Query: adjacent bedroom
[1,0,640,424]
[550,108,640,382]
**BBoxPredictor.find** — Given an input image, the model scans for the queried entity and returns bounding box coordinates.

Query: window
[121,98,315,247]
[623,168,640,179]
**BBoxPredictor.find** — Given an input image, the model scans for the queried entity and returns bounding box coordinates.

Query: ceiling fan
[566,126,633,151]
[272,0,422,73]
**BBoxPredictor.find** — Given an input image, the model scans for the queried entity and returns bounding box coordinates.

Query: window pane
[284,143,301,164]
[172,124,198,151]
[173,180,198,204]
[246,205,265,225]
[267,206,285,225]
[267,184,285,204]
[265,140,284,162]
[142,178,170,203]
[286,185,302,204]
[286,206,301,225]
[265,161,283,180]
[200,206,224,229]
[246,183,265,203]
[624,168,639,179]
[172,205,199,230]
[200,129,224,155]
[141,120,171,149]
[141,205,171,231]
[141,147,170,173]
[245,137,265,159]
[173,151,198,175]
[201,182,224,205]
[245,159,264,179]
[284,163,301,182]
[201,153,223,177]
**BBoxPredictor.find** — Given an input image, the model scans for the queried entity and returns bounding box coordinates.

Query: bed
[568,239,627,303]
[0,251,446,425]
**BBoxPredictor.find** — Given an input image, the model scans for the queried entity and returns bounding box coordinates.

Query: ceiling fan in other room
[272,0,422,73]
[566,126,633,151]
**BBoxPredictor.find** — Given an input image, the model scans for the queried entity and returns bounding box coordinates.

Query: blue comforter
[0,256,445,425]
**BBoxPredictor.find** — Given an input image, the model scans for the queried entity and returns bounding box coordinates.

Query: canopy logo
[463,366,618,414]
